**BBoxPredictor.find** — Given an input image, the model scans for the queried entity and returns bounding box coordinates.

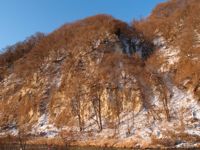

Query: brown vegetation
[0,1,200,148]
[133,0,200,99]
[0,33,44,76]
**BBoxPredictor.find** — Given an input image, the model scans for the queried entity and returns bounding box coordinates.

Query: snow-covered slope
[0,1,200,148]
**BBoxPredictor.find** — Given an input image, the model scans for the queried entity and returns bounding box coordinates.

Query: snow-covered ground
[153,35,180,72]
[31,114,60,138]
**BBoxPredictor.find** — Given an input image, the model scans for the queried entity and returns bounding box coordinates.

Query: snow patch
[194,29,200,48]
[176,142,195,148]
[94,39,101,49]
[186,129,200,136]
[0,122,19,137]
[153,36,180,72]
[31,114,59,138]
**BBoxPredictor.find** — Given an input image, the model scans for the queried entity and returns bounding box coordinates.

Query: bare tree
[65,57,88,132]
[70,84,84,132]
[17,126,28,150]
[156,74,171,121]
[90,81,103,131]
[99,53,124,130]
[60,130,77,148]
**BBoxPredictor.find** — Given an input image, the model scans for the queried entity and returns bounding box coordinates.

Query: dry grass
[0,2,200,149]
[133,0,200,99]
[151,130,200,148]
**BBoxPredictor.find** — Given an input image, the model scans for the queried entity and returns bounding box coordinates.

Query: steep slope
[0,15,155,147]
[133,0,200,147]
[134,0,200,92]
[0,0,200,148]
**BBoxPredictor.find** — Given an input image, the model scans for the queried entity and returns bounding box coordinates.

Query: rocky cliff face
[0,0,200,148]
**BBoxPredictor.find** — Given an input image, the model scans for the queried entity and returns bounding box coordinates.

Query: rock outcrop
[0,0,200,148]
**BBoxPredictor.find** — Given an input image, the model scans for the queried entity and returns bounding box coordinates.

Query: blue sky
[0,0,166,51]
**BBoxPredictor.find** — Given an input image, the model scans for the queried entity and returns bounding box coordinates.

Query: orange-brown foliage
[1,14,135,78]
[133,0,200,96]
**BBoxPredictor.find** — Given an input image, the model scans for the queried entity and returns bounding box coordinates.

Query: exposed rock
[0,1,200,148]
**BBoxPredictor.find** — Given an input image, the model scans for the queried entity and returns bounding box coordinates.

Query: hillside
[0,0,200,149]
